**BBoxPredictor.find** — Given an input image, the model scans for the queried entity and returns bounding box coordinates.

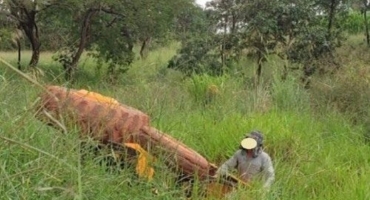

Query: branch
[105,17,118,28]
[99,8,126,18]
[34,0,73,13]
[35,3,56,13]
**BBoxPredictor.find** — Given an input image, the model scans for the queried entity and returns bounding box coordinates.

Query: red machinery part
[37,85,217,179]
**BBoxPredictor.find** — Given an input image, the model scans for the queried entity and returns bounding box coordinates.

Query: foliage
[0,0,191,80]
[0,0,368,83]
[271,73,310,111]
[310,65,370,125]
[1,0,44,68]
[342,10,367,34]
[173,3,211,42]
[0,28,14,50]
[167,0,353,81]
[168,35,223,76]
[184,74,226,105]
[2,38,370,199]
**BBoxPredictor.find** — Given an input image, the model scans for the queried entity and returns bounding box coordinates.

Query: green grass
[1,42,370,200]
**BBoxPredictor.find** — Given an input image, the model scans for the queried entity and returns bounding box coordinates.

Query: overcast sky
[195,0,209,8]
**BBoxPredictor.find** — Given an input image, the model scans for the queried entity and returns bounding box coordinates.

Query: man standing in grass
[216,130,275,189]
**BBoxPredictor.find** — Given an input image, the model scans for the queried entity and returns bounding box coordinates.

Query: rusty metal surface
[36,85,217,179]
[140,126,217,179]
[37,85,150,144]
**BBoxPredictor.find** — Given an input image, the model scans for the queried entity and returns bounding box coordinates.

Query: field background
[1,36,370,200]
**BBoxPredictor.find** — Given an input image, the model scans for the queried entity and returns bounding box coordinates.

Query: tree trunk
[231,11,236,34]
[221,17,227,66]
[140,37,152,59]
[326,0,337,41]
[256,51,263,86]
[11,27,23,70]
[19,11,41,68]
[363,2,370,46]
[65,9,97,81]
[121,27,134,52]
[29,31,40,68]
[27,25,40,68]
[16,39,21,70]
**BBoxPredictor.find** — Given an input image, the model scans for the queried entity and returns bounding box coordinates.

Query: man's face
[240,138,257,150]
[245,148,255,157]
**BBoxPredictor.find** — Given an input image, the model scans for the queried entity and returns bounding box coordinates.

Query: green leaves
[170,0,349,79]
[40,0,192,80]
[168,34,223,76]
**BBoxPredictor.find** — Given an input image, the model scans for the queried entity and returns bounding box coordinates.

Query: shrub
[0,28,14,51]
[342,11,366,34]
[310,66,370,125]
[184,74,226,105]
[167,35,223,76]
[271,74,310,112]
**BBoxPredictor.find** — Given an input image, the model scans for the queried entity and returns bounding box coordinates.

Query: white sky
[195,0,209,8]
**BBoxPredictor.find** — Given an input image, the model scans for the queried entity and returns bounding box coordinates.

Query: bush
[167,35,223,76]
[271,74,310,111]
[0,28,16,51]
[310,66,370,125]
[342,11,366,34]
[184,74,227,105]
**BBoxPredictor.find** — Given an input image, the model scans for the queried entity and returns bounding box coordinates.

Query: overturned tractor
[36,85,246,198]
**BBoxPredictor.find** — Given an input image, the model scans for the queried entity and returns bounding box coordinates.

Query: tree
[173,3,210,41]
[0,2,24,69]
[168,0,348,86]
[168,3,224,76]
[206,0,246,66]
[361,0,370,46]
[48,0,190,81]
[3,0,47,68]
[316,0,349,42]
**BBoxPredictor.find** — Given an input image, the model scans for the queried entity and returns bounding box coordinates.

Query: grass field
[1,40,370,200]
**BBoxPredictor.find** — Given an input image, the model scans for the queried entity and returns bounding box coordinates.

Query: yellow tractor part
[76,89,119,105]
[124,143,155,181]
[36,85,247,198]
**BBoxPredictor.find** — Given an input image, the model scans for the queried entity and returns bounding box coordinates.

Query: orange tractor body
[36,85,244,197]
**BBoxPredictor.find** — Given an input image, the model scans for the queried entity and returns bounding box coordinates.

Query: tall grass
[1,41,370,200]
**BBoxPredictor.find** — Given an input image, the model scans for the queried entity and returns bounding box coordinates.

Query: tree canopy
[0,0,368,82]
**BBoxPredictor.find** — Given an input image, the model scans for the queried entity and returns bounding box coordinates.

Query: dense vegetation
[1,0,370,199]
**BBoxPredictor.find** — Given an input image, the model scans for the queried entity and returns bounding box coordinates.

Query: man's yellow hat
[240,138,257,150]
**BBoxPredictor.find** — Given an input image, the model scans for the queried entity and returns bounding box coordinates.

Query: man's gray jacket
[217,149,275,188]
